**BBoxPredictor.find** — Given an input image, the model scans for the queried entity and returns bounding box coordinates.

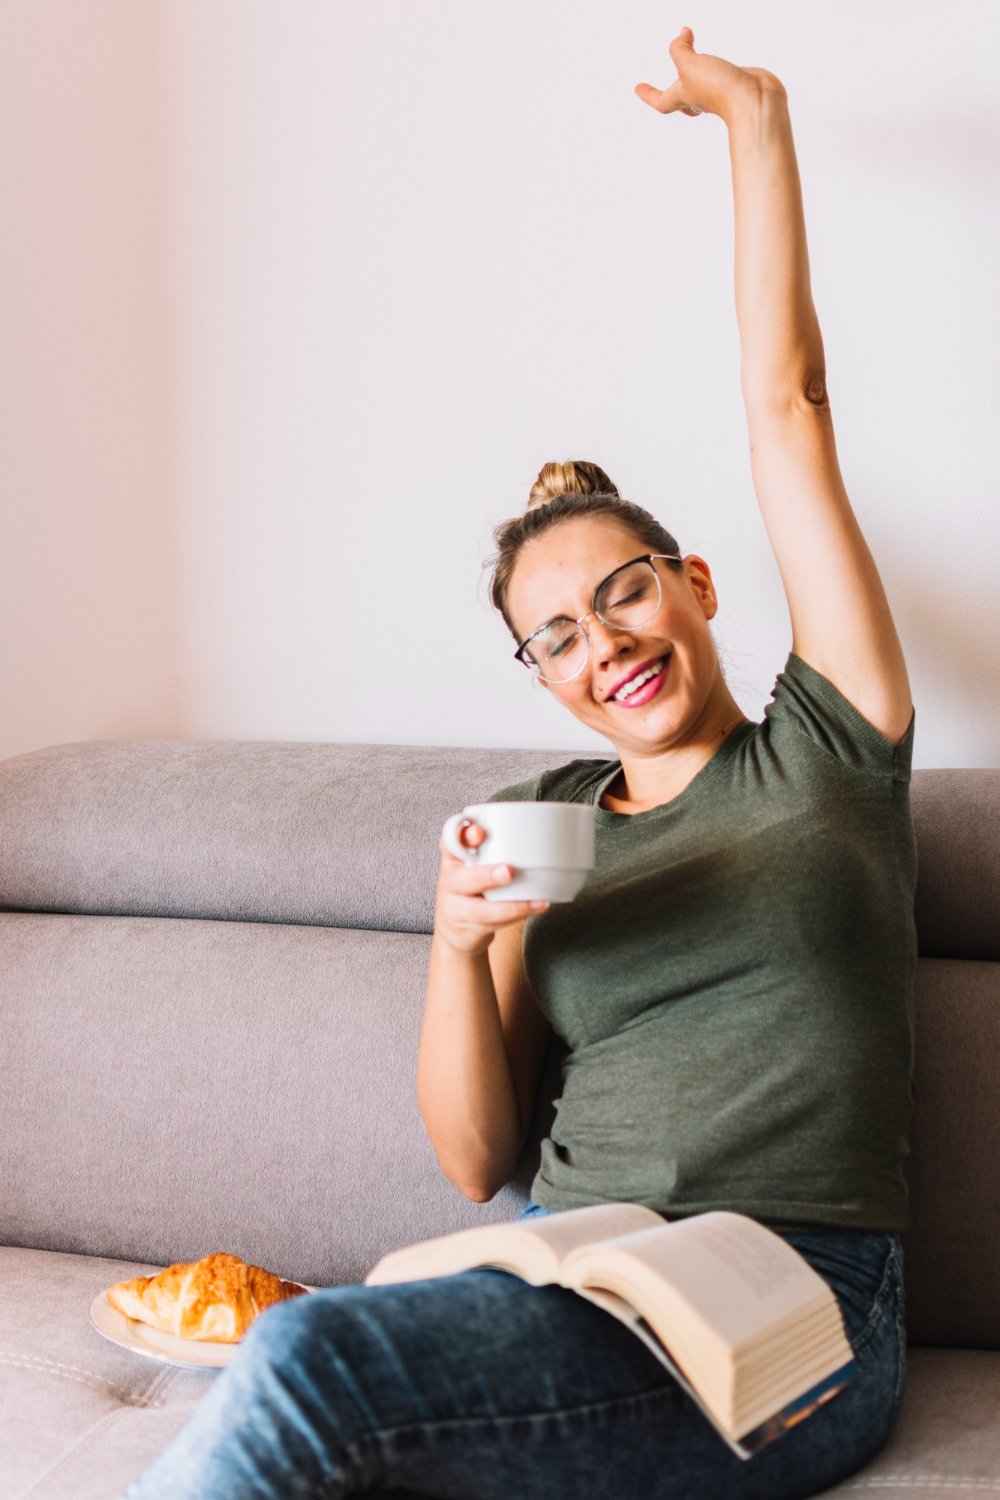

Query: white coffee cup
[441,801,596,903]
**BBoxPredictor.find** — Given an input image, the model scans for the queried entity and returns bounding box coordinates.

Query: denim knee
[234,1285,332,1373]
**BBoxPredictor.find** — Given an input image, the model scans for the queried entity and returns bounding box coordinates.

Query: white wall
[0,0,182,762]
[4,2,999,766]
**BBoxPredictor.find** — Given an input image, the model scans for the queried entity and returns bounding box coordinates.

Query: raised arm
[637,29,912,741]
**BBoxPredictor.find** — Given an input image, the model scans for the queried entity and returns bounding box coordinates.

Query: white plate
[89,1281,313,1370]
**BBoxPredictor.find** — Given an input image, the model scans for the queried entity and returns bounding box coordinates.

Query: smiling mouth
[609,654,670,704]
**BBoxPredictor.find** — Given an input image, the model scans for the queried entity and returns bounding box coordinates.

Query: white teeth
[612,658,666,702]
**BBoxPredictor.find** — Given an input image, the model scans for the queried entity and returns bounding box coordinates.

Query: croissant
[106,1253,307,1343]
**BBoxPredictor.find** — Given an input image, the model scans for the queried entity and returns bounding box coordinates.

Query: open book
[366,1204,857,1459]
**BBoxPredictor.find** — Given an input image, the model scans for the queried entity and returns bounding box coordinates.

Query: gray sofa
[0,740,998,1500]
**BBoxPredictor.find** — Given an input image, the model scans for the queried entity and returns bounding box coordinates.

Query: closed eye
[606,586,646,610]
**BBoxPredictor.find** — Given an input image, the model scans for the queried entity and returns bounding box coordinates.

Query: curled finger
[474,898,550,924]
[445,860,517,897]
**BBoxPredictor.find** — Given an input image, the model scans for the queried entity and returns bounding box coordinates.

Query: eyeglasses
[514,554,682,685]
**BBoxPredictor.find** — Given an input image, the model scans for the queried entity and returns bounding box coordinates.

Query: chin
[601,703,693,750]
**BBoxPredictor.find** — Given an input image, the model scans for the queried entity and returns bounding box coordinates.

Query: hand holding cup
[434,802,596,957]
[434,819,548,957]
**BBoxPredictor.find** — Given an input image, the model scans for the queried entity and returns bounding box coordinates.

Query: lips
[607,654,670,706]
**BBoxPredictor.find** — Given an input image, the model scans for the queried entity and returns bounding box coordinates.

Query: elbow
[418,1091,522,1203]
[798,370,830,411]
[442,1144,516,1202]
[744,367,832,426]
[418,1123,507,1203]
[451,1176,503,1204]
[419,1116,510,1202]
[442,1162,507,1203]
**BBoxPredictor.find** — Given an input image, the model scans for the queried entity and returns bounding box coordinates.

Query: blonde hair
[527,460,620,511]
[489,460,681,637]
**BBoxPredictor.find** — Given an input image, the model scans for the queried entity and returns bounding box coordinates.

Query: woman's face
[505,516,724,755]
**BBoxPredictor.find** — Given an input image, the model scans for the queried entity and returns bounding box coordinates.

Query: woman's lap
[125,1231,904,1500]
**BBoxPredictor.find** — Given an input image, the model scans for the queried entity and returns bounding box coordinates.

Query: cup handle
[441,813,482,863]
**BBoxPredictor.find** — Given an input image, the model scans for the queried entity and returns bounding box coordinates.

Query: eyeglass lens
[522,559,663,683]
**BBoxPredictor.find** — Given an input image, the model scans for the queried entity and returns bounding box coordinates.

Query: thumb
[668,25,697,72]
[635,79,686,115]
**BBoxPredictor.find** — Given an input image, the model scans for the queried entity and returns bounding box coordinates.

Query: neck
[603,684,747,813]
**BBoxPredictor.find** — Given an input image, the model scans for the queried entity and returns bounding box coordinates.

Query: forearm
[417,937,524,1201]
[727,86,826,413]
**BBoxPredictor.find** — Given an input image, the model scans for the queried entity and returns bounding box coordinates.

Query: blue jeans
[125,1214,905,1500]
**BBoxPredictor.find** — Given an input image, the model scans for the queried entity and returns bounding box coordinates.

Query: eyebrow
[531,610,575,635]
[520,554,649,645]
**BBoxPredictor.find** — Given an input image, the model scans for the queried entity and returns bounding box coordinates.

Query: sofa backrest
[0,742,581,1286]
[0,740,609,934]
[910,769,1000,961]
[898,768,1000,1348]
[0,744,998,1345]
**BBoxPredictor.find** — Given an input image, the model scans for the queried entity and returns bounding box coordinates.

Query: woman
[128,29,913,1500]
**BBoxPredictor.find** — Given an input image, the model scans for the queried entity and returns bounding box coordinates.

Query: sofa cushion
[0,913,535,1282]
[0,1245,214,1500]
[1,1248,997,1500]
[828,1348,1000,1496]
[912,769,1000,960]
[1,747,997,957]
[0,740,596,934]
[4,917,1000,1338]
[905,958,1000,1349]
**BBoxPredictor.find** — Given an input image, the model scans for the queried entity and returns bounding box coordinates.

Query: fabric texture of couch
[1,740,998,1499]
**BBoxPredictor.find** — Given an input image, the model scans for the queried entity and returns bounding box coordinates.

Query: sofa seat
[4,1246,999,1500]
[0,1246,214,1500]
[830,1349,1000,1495]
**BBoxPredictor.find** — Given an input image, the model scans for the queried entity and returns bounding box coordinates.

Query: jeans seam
[336,1378,674,1478]
[890,1241,908,1419]
[848,1237,903,1360]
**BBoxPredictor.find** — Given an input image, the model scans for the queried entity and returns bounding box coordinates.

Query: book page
[509,1203,663,1265]
[570,1213,835,1355]
[366,1202,662,1288]
[595,1264,856,1460]
[562,1213,853,1442]
[573,1287,758,1460]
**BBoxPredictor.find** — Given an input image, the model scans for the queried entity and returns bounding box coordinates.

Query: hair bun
[527,460,620,512]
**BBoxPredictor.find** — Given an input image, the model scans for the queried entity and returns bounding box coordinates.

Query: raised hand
[635,26,784,123]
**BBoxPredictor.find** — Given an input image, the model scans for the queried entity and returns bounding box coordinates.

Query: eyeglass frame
[513,553,684,685]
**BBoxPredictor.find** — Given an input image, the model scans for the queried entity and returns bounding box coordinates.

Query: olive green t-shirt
[491,655,917,1232]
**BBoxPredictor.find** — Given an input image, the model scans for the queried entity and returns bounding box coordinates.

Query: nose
[584,613,635,667]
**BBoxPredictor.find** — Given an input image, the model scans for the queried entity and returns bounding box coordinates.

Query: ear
[681,555,719,622]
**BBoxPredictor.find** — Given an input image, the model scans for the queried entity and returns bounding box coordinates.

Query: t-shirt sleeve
[488,759,617,804]
[765,654,914,783]
[488,774,543,804]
